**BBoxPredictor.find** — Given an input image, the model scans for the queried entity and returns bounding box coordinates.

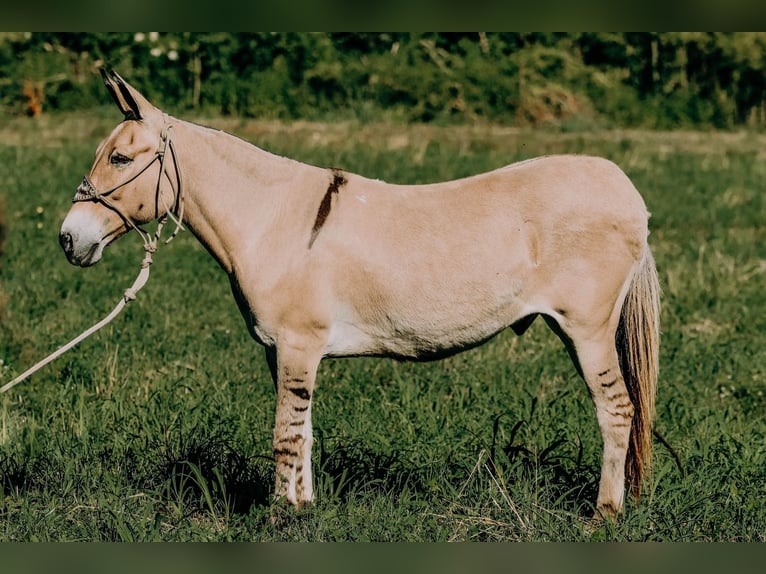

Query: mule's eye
[110,152,132,166]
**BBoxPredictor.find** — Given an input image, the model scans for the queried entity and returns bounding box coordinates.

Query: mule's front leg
[270,340,323,506]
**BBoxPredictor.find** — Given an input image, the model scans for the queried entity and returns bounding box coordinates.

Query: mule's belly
[323,220,537,359]
[323,288,531,360]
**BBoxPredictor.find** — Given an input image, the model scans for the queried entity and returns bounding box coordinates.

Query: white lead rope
[0,244,155,395]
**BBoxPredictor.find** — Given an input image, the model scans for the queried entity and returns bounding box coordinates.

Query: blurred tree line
[1,32,765,129]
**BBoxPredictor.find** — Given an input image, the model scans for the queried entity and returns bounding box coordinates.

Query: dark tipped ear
[100,68,141,120]
[111,71,144,121]
[99,68,159,122]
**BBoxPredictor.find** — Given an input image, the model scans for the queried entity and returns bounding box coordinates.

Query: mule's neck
[170,118,313,274]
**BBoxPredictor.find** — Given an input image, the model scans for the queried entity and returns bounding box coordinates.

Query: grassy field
[0,112,765,541]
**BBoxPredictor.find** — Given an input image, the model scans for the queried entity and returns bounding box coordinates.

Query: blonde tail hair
[618,246,660,498]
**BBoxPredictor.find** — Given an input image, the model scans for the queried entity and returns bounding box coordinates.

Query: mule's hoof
[269,496,294,525]
[591,503,621,525]
[268,496,312,526]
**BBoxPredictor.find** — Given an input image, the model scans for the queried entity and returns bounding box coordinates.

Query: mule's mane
[180,117,303,170]
[178,118,559,191]
[184,119,256,150]
[185,118,237,138]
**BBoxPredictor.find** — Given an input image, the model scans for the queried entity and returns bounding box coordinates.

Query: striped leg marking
[588,361,634,519]
[567,331,635,520]
[272,357,318,506]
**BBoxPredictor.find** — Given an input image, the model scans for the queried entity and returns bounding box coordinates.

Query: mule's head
[60,70,178,267]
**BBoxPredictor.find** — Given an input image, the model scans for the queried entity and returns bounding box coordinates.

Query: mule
[60,70,659,519]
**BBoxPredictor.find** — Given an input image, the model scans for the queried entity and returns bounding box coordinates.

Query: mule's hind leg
[576,332,634,519]
[547,317,633,519]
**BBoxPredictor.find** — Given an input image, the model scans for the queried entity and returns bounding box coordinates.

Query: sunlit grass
[0,112,765,540]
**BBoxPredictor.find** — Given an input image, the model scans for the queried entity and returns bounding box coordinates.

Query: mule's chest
[228,273,279,348]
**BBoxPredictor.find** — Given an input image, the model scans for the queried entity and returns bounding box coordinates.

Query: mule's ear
[100,68,134,118]
[99,68,156,121]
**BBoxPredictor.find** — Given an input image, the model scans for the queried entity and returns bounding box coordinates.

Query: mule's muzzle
[58,229,96,267]
[59,212,107,268]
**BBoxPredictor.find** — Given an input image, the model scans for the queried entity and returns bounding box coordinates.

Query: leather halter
[73,121,184,246]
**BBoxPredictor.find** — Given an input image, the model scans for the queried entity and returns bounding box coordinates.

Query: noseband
[73,120,184,247]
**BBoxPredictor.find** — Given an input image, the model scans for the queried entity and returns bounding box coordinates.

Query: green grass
[1,113,765,541]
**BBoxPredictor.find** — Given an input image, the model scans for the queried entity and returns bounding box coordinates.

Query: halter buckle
[157,124,170,159]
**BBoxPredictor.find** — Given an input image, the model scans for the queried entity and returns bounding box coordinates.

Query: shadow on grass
[1,419,600,520]
[151,426,273,515]
[314,423,601,519]
[0,453,33,497]
[490,419,601,517]
[0,429,273,516]
[315,433,439,500]
[151,427,457,516]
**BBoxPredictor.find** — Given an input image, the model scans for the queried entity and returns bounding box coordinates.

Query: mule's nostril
[59,231,73,255]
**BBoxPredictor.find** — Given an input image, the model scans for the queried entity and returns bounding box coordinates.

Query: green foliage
[1,33,766,128]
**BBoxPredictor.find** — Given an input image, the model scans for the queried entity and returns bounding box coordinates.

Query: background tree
[1,32,764,128]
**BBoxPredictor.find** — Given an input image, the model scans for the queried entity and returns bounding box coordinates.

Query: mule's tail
[618,246,660,499]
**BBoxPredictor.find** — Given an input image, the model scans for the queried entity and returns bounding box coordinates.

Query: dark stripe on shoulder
[309,169,347,248]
